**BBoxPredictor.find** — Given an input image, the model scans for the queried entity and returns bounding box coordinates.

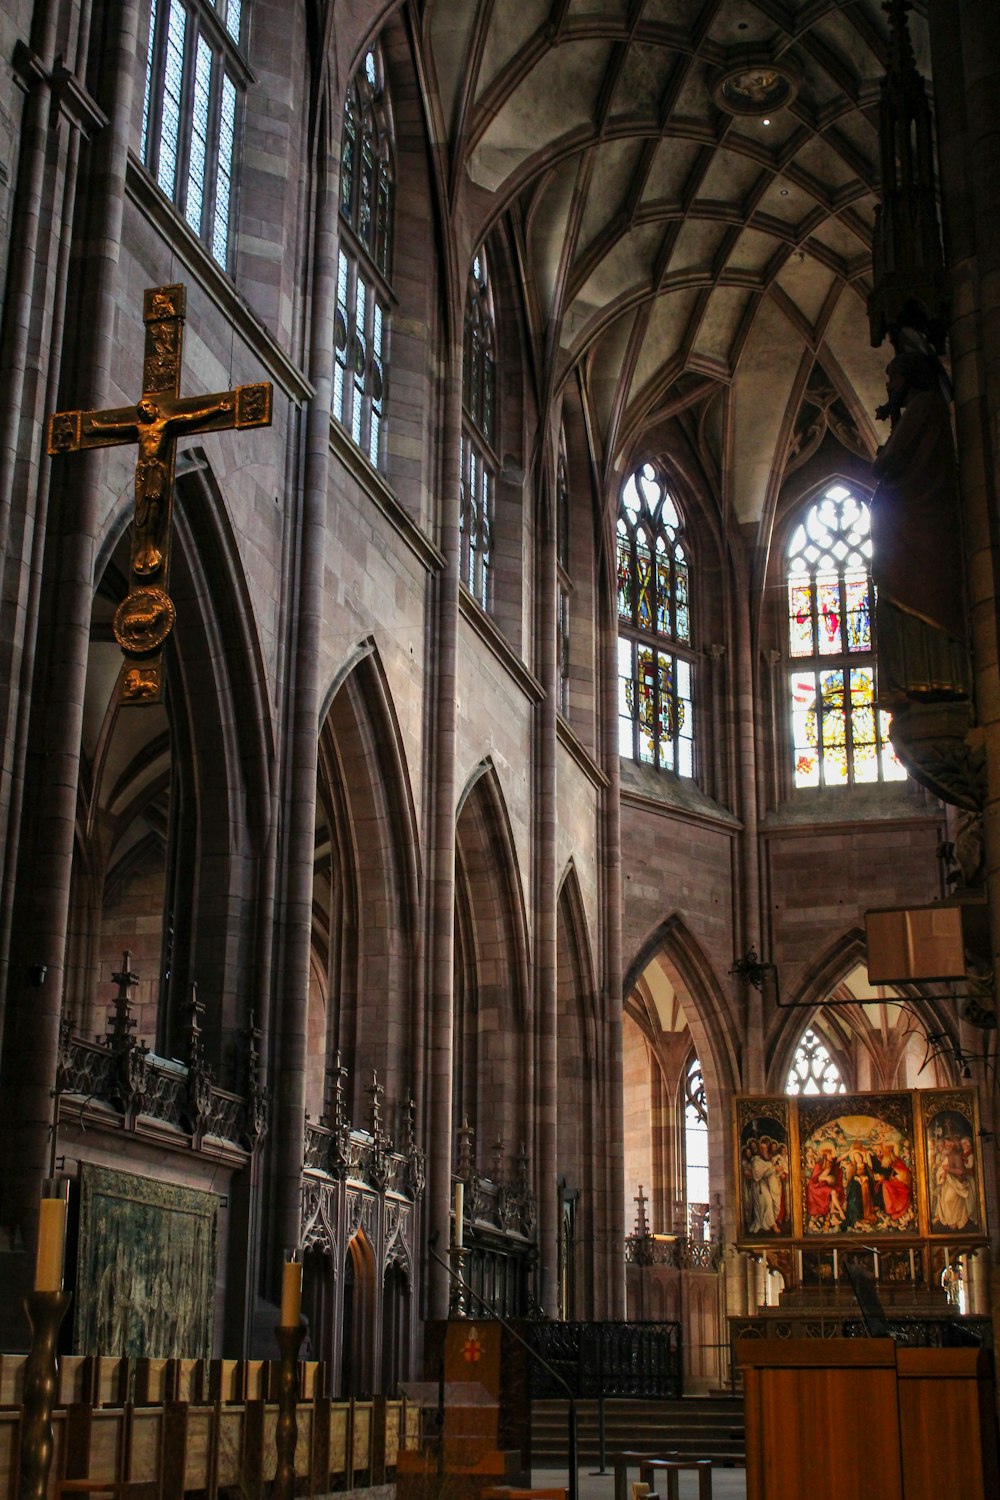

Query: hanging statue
[870,343,970,709]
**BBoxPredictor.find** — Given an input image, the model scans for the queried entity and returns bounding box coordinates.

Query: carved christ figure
[91,394,234,575]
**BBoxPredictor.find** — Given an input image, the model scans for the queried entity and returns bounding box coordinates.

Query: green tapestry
[74,1163,218,1358]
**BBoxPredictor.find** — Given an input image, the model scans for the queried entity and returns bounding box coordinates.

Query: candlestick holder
[448,1245,467,1318]
[273,1323,304,1500]
[19,1290,72,1500]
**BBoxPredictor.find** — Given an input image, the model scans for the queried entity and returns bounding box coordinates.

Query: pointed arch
[767,927,963,1095]
[453,759,531,1152]
[555,860,600,1317]
[312,641,421,1120]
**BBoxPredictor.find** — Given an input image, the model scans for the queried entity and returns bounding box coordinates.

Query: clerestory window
[787,484,905,788]
[684,1056,710,1241]
[616,463,694,776]
[460,250,497,609]
[557,441,570,716]
[334,45,394,468]
[140,0,248,271]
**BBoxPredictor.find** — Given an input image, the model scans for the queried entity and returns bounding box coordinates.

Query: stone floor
[532,1464,747,1498]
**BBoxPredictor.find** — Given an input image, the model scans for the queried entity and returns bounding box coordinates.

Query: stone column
[425,327,462,1320]
[533,438,559,1317]
[270,86,335,1283]
[0,0,140,1326]
[598,520,626,1318]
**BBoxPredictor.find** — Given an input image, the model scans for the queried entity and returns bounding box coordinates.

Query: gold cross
[47,284,272,704]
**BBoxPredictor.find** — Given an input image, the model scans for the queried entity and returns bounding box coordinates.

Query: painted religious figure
[799,1092,917,1237]
[735,1097,792,1239]
[921,1090,982,1236]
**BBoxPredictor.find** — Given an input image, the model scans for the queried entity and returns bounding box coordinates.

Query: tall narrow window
[334,45,393,468]
[461,251,497,609]
[785,1028,846,1095]
[787,484,905,787]
[617,463,694,775]
[141,0,248,270]
[684,1056,709,1241]
[557,444,571,717]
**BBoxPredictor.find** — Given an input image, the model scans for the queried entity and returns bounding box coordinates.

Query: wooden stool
[640,1456,713,1500]
[612,1451,680,1500]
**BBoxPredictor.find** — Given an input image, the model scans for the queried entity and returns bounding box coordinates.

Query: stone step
[530,1398,745,1466]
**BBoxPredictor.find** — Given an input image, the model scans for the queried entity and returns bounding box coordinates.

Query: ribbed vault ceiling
[424,0,931,522]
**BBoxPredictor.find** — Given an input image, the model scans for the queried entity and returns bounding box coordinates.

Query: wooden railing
[0,1355,419,1499]
[527,1321,683,1400]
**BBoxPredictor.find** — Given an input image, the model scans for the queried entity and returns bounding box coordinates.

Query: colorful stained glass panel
[844,571,871,652]
[816,576,841,654]
[788,577,813,656]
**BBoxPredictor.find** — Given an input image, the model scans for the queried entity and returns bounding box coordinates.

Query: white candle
[281,1256,302,1327]
[34,1195,67,1292]
[909,1249,916,1282]
[454,1182,464,1248]
[832,1248,838,1282]
[873,1251,880,1281]
[796,1250,803,1282]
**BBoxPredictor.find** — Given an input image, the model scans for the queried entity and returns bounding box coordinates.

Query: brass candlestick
[273,1323,304,1500]
[19,1290,72,1500]
[448,1245,467,1318]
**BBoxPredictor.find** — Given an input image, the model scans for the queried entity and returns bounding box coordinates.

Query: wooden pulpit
[738,1338,999,1500]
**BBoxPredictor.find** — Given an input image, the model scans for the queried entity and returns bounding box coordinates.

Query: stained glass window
[461,249,498,609]
[141,0,246,270]
[785,1028,846,1095]
[335,46,394,469]
[617,463,694,776]
[786,485,905,787]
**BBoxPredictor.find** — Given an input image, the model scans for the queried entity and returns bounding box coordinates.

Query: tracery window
[616,463,694,775]
[460,251,497,609]
[785,1028,846,1095]
[141,0,247,270]
[684,1056,709,1240]
[334,46,393,468]
[787,484,905,787]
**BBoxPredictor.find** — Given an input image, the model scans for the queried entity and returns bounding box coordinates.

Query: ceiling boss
[47,284,272,704]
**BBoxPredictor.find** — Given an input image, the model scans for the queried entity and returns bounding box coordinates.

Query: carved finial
[457,1114,475,1180]
[883,0,916,73]
[108,951,140,1050]
[634,1183,650,1238]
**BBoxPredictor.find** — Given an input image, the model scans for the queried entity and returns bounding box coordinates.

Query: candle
[35,1194,67,1292]
[796,1250,803,1282]
[454,1182,464,1249]
[909,1249,916,1282]
[832,1248,838,1283]
[873,1251,880,1281]
[281,1256,302,1327]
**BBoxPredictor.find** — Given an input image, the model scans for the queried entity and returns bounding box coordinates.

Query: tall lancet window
[684,1056,710,1241]
[141,0,248,269]
[787,484,905,787]
[557,440,571,716]
[334,45,394,468]
[461,250,497,610]
[616,463,694,775]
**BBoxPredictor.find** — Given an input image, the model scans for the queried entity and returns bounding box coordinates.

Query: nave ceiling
[422,0,930,525]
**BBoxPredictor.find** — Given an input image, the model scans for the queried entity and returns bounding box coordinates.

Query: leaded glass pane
[881,711,908,781]
[334,252,349,423]
[820,669,848,785]
[157,0,187,199]
[225,0,242,43]
[141,0,160,162]
[816,575,841,653]
[636,649,656,764]
[618,638,634,757]
[675,559,690,643]
[376,164,392,276]
[616,519,632,621]
[844,571,871,652]
[791,671,820,788]
[212,74,237,266]
[352,274,367,446]
[636,529,653,630]
[360,136,374,251]
[655,535,671,635]
[341,94,356,219]
[185,37,213,236]
[788,577,813,656]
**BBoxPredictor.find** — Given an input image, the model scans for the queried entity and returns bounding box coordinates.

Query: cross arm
[47,404,139,455]
[165,381,273,437]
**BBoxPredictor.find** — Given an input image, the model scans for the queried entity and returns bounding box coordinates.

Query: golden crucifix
[47,284,272,704]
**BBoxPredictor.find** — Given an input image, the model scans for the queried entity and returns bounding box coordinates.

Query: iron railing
[528,1319,683,1400]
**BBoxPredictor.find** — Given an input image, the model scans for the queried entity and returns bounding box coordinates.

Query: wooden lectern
[738,1338,999,1500]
